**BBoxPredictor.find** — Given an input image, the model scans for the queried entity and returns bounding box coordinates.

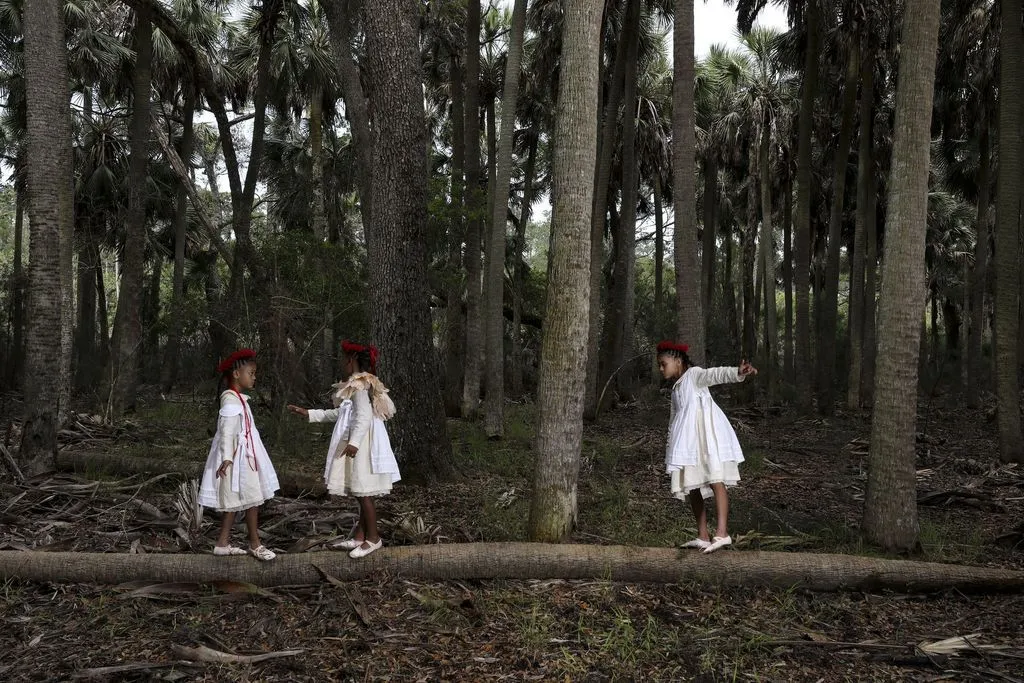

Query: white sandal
[349,539,382,559]
[249,545,277,561]
[702,536,732,554]
[329,538,363,550]
[682,538,711,550]
[213,545,248,557]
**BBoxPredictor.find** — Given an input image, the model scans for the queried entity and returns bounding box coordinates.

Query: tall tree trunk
[309,87,334,390]
[758,124,777,399]
[862,173,879,406]
[607,2,642,398]
[741,152,757,360]
[584,0,636,419]
[512,134,539,398]
[818,42,860,415]
[848,44,875,408]
[97,247,110,371]
[161,94,195,393]
[783,171,794,381]
[702,158,718,350]
[994,0,1024,463]
[75,218,101,391]
[462,0,485,418]
[10,190,25,388]
[322,0,373,238]
[144,252,163,381]
[674,0,704,364]
[483,0,529,438]
[724,223,740,350]
[654,176,665,337]
[21,0,71,473]
[445,55,467,417]
[967,115,990,408]
[361,0,457,481]
[528,0,601,542]
[108,7,152,417]
[862,0,940,551]
[794,0,820,409]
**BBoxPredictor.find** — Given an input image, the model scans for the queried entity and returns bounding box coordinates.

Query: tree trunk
[654,176,665,337]
[818,42,860,416]
[742,152,758,361]
[483,0,528,438]
[4,546,1024,593]
[862,174,879,406]
[445,55,467,417]
[108,7,153,417]
[361,0,457,482]
[794,0,820,409]
[512,134,539,398]
[144,252,163,381]
[461,0,485,419]
[758,123,777,399]
[848,45,875,408]
[783,171,794,381]
[527,0,602,542]
[994,0,1024,462]
[702,158,718,348]
[10,190,25,388]
[584,0,636,420]
[862,0,940,552]
[674,0,704,364]
[967,115,991,408]
[724,224,740,350]
[75,220,101,391]
[161,94,195,394]
[20,0,71,474]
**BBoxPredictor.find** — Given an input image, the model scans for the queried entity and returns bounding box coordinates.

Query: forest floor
[1,384,1023,681]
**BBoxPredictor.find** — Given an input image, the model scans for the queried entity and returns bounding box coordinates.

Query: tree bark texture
[445,55,467,417]
[361,0,457,481]
[862,0,941,551]
[527,0,602,542]
[967,115,990,408]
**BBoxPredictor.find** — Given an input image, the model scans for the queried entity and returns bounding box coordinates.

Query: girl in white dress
[287,340,399,559]
[198,349,280,561]
[656,341,757,554]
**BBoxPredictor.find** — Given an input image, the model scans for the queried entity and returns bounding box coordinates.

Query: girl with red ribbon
[288,340,399,559]
[198,349,281,561]
[656,341,757,554]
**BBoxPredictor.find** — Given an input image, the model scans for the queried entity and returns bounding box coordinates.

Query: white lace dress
[199,390,280,512]
[666,366,746,500]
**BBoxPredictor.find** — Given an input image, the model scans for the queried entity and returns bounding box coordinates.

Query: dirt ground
[1,388,1022,681]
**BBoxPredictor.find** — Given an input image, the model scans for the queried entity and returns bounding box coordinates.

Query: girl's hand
[287,404,308,418]
[342,444,358,458]
[738,360,758,377]
[216,460,232,479]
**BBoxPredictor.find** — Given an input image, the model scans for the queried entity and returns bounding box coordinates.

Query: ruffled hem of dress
[673,478,740,500]
[205,498,268,513]
[327,487,391,498]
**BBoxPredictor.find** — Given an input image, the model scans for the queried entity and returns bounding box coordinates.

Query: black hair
[215,357,255,405]
[345,347,374,374]
[657,347,692,368]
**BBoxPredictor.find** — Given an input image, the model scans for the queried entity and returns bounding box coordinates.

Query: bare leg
[216,511,236,547]
[710,483,729,538]
[688,490,710,541]
[357,497,379,547]
[244,506,262,549]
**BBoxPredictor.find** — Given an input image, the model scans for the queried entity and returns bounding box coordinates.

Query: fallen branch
[169,644,304,665]
[72,661,195,679]
[2,544,1024,593]
[0,442,23,482]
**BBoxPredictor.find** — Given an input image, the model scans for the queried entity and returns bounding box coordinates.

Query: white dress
[666,366,746,500]
[308,373,400,498]
[199,390,280,512]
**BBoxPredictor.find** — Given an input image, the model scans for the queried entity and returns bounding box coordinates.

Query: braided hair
[655,340,692,369]
[215,349,256,404]
[341,340,378,401]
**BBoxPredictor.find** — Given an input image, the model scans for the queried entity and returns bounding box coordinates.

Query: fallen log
[55,451,325,497]
[1,544,1023,593]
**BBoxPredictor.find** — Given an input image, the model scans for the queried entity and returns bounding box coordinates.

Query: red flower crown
[217,348,257,374]
[656,341,689,355]
[341,340,378,373]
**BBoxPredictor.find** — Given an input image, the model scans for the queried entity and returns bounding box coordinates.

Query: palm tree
[994,0,1024,463]
[20,0,72,473]
[528,0,603,542]
[862,0,942,552]
[482,0,529,439]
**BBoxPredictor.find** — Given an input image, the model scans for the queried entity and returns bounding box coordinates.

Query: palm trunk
[445,55,467,417]
[724,223,740,350]
[794,0,820,409]
[702,158,718,347]
[361,0,457,481]
[144,252,163,381]
[21,0,71,473]
[461,0,485,418]
[758,124,777,399]
[783,170,794,381]
[818,42,860,415]
[512,134,539,398]
[673,0,704,363]
[848,46,875,408]
[96,247,110,370]
[654,176,665,337]
[528,0,602,542]
[10,190,25,388]
[108,7,153,417]
[994,0,1024,463]
[74,216,100,391]
[967,117,990,407]
[742,151,758,360]
[483,0,528,438]
[862,0,941,551]
[584,0,636,420]
[161,94,195,393]
[862,175,879,406]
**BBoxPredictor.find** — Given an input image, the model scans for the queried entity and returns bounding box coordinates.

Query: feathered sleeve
[692,366,744,388]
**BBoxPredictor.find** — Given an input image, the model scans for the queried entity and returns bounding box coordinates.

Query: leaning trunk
[862,0,940,551]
